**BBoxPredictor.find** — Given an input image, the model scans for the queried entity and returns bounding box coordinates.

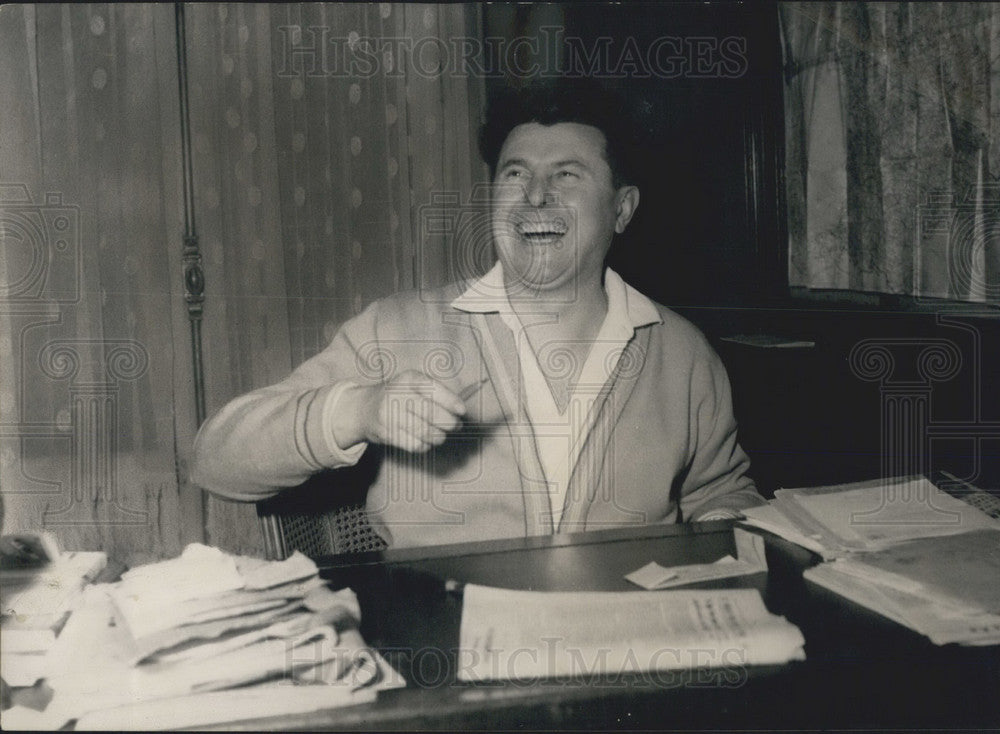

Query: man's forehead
[498,121,610,162]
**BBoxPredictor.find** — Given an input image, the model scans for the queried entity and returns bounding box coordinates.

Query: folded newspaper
[458,585,805,681]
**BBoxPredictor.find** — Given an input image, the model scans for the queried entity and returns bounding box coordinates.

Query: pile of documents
[1,538,107,687]
[3,543,402,731]
[107,543,357,673]
[740,475,1000,645]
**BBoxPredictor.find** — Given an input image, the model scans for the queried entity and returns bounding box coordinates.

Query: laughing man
[192,79,764,549]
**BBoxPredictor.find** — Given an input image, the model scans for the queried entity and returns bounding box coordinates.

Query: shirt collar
[450,262,512,314]
[451,262,662,331]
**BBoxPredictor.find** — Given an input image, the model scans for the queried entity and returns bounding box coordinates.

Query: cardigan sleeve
[676,344,765,521]
[190,301,383,502]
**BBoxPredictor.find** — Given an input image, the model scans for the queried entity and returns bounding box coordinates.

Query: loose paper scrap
[625,528,767,590]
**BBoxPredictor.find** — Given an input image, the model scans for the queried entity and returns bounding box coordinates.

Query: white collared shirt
[452,263,661,529]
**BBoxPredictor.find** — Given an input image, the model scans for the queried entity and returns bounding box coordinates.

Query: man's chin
[501,269,576,299]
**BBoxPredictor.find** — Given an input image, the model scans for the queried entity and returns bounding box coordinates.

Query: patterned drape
[0,3,486,563]
[189,3,486,551]
[781,2,1000,302]
[0,4,187,565]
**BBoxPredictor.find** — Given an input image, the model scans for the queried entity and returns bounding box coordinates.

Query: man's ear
[614,186,640,234]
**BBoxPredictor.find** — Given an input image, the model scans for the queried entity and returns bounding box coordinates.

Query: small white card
[625,529,767,590]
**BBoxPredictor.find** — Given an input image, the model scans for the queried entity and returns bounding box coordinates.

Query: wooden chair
[256,451,387,560]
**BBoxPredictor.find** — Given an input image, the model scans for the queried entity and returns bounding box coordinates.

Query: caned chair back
[255,452,387,559]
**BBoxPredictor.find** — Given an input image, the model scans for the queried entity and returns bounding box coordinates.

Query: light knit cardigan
[192,282,764,549]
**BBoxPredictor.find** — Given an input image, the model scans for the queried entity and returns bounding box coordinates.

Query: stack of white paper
[739,476,1000,645]
[742,476,998,560]
[109,544,332,663]
[72,683,379,731]
[1,550,107,686]
[804,528,1000,645]
[28,543,403,730]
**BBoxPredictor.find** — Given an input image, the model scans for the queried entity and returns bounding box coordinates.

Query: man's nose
[524,175,551,207]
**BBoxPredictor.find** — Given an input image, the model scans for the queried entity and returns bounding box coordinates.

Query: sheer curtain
[0,4,188,565]
[188,3,486,551]
[0,3,486,562]
[781,2,1000,303]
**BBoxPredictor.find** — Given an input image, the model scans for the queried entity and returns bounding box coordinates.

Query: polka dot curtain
[0,3,487,560]
[186,3,487,551]
[0,5,192,564]
[187,4,485,393]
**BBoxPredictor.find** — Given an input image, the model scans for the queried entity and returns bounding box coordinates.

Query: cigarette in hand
[458,378,489,402]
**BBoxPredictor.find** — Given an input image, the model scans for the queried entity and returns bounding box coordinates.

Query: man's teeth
[516,222,567,238]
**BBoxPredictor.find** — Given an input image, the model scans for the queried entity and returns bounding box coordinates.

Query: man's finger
[401,403,450,444]
[390,371,471,417]
[381,419,432,453]
[426,380,468,418]
[402,396,461,433]
[422,424,447,445]
[397,401,451,451]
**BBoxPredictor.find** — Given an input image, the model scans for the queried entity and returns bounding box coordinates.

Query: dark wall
[480,2,1000,497]
[483,1,787,308]
[564,2,787,308]
[678,304,1000,498]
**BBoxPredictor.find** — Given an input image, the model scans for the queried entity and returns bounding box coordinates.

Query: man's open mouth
[515,218,568,245]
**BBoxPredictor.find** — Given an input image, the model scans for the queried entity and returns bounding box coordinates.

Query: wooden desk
[207,522,999,731]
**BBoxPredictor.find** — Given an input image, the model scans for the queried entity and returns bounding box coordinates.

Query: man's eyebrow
[551,158,590,170]
[496,157,591,170]
[497,157,529,169]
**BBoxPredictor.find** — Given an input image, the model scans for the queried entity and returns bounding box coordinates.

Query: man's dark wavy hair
[478,78,638,189]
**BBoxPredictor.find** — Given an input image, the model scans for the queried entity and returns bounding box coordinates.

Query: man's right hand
[333,371,468,453]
